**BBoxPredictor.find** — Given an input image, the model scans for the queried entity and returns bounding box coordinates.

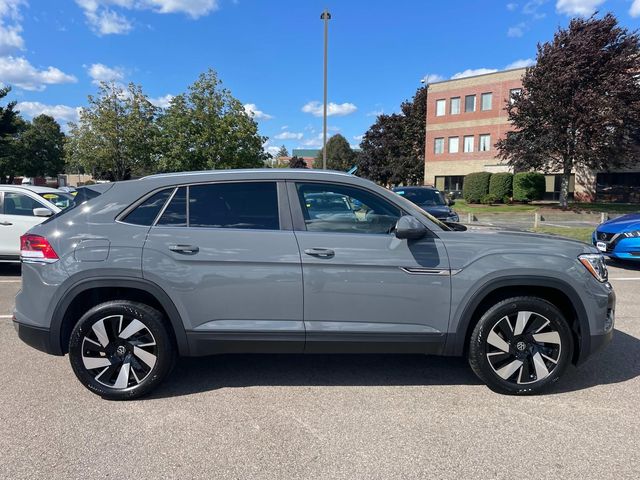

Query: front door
[142,181,304,353]
[289,181,451,353]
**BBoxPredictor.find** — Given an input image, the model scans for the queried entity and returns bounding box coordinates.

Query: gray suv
[13,170,615,399]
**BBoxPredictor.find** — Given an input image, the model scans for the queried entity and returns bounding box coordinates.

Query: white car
[0,185,74,262]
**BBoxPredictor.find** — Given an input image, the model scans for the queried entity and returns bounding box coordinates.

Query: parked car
[592,213,640,261]
[0,185,74,262]
[14,170,614,399]
[392,186,459,223]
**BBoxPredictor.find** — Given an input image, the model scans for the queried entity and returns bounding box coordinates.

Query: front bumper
[13,320,56,355]
[593,232,640,260]
[577,286,615,365]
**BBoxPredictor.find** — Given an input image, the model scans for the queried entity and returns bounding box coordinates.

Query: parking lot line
[0,315,12,319]
[0,280,21,283]
[609,277,640,281]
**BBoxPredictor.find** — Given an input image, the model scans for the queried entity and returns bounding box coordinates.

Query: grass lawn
[453,200,639,215]
[564,203,640,214]
[452,199,538,214]
[530,226,594,243]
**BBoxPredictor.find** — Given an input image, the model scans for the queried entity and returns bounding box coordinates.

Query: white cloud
[0,56,77,91]
[280,125,288,130]
[506,2,518,10]
[631,0,640,17]
[353,134,364,141]
[300,133,324,147]
[302,101,357,117]
[243,103,273,120]
[149,93,173,108]
[555,0,605,16]
[17,101,81,124]
[451,68,498,79]
[0,0,25,54]
[421,73,444,84]
[366,109,384,117]
[87,62,125,84]
[145,0,219,18]
[507,23,525,37]
[523,0,547,18]
[274,131,303,140]
[505,58,535,69]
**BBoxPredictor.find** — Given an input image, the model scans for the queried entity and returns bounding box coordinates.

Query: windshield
[394,188,446,206]
[39,192,74,210]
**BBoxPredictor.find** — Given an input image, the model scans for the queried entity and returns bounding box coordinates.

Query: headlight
[446,213,459,222]
[578,253,608,282]
[623,230,640,238]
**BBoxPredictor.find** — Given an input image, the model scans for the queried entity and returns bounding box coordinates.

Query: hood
[598,213,640,233]
[422,205,453,217]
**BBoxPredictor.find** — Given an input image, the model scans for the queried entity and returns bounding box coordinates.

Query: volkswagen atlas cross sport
[13,170,615,400]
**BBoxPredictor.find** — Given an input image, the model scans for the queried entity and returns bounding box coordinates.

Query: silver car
[13,170,615,399]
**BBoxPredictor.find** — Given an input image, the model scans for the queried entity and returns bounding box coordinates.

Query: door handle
[169,244,199,255]
[304,248,335,258]
[0,221,12,226]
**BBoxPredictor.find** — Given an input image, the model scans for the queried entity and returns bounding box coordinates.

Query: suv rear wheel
[468,296,573,395]
[68,301,175,400]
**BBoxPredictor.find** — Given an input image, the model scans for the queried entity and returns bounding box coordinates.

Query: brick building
[423,68,640,202]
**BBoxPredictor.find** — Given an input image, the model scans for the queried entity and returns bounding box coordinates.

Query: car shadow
[0,264,21,277]
[606,258,640,271]
[150,328,640,399]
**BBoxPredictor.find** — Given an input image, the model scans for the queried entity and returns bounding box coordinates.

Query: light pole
[320,9,331,170]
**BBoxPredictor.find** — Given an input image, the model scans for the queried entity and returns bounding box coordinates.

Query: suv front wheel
[468,296,574,395]
[68,301,175,400]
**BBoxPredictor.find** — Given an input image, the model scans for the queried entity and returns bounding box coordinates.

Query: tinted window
[394,189,445,206]
[3,192,45,216]
[296,183,401,234]
[188,182,279,230]
[123,189,173,226]
[157,187,187,226]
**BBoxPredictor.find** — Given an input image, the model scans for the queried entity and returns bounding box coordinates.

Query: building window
[450,97,460,115]
[509,88,522,104]
[435,99,446,116]
[481,92,492,111]
[465,95,476,112]
[434,137,444,154]
[479,134,491,152]
[463,135,474,153]
[448,137,459,154]
[435,175,465,194]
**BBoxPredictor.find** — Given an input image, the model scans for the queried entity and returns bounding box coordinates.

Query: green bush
[462,172,492,204]
[513,172,545,202]
[489,172,513,202]
[481,194,498,204]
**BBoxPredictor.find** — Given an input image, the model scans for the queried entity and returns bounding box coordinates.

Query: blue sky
[1,0,639,156]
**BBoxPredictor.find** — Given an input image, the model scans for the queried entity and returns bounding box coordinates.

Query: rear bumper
[13,320,59,355]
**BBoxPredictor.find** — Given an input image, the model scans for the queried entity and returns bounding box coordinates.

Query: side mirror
[395,215,428,240]
[33,208,53,217]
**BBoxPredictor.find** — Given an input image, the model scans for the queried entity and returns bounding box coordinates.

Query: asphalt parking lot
[0,262,639,479]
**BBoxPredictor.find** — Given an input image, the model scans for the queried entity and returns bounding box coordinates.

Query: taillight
[20,234,59,263]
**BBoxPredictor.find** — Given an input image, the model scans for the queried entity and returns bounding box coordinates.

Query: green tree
[0,87,22,184]
[158,69,269,172]
[497,14,640,208]
[66,82,159,181]
[16,115,65,178]
[276,145,289,158]
[288,156,308,168]
[314,133,355,170]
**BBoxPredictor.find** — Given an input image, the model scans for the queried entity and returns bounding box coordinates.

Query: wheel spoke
[113,362,131,389]
[118,319,146,340]
[133,346,157,369]
[82,356,112,370]
[92,319,110,348]
[532,331,561,344]
[496,359,523,380]
[514,311,533,336]
[487,330,510,353]
[532,352,550,380]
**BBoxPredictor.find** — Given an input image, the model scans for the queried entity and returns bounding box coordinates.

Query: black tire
[69,301,175,400]
[468,296,573,395]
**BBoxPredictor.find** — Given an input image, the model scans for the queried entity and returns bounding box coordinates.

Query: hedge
[513,172,545,202]
[488,172,513,202]
[462,172,492,203]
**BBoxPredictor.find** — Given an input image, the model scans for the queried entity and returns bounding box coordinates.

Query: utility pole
[320,9,331,169]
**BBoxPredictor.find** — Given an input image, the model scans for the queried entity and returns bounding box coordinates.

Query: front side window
[2,192,45,216]
[481,92,492,111]
[189,182,279,230]
[450,97,460,115]
[434,137,444,154]
[435,99,446,116]
[39,192,74,211]
[463,135,474,153]
[479,134,491,152]
[465,95,476,112]
[448,137,459,153]
[296,183,401,235]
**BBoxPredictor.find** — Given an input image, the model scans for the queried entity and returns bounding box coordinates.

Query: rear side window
[189,182,279,230]
[123,189,173,226]
[157,187,187,226]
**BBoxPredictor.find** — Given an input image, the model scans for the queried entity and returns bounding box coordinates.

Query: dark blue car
[392,186,459,223]
[593,213,640,261]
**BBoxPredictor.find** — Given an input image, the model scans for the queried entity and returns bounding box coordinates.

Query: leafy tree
[288,156,308,168]
[399,86,428,184]
[16,115,65,178]
[158,69,269,172]
[0,87,22,184]
[276,145,289,158]
[314,133,355,170]
[497,14,640,208]
[66,82,159,181]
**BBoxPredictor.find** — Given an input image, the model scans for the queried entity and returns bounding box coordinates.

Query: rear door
[289,181,451,353]
[142,181,304,353]
[0,191,50,258]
